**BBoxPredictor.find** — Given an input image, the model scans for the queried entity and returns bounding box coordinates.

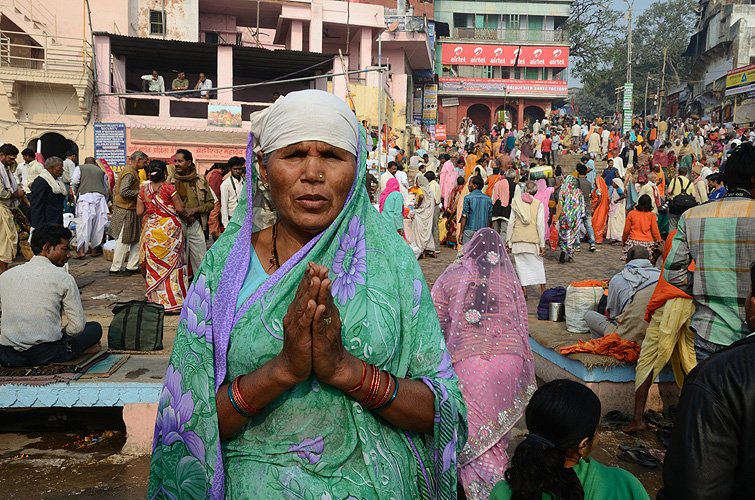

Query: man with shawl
[507,181,546,296]
[432,228,535,500]
[173,149,215,276]
[553,176,584,263]
[29,156,66,229]
[149,90,466,500]
[110,151,147,275]
[584,246,659,341]
[0,144,25,273]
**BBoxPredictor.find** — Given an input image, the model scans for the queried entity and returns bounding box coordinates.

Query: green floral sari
[148,129,467,500]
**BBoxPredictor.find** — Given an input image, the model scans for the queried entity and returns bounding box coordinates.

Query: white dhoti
[512,252,546,286]
[76,192,108,252]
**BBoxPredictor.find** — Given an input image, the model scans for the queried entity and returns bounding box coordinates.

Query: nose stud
[319,174,324,180]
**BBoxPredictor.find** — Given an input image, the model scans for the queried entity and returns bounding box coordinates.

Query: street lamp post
[624,0,634,83]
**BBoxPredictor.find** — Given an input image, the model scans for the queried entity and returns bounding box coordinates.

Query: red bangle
[344,360,367,394]
[370,372,393,409]
[231,376,263,416]
[360,365,380,407]
[364,369,386,408]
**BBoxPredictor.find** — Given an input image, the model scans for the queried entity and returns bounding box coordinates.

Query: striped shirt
[664,193,755,346]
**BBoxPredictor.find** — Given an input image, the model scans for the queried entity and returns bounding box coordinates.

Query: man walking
[173,149,214,275]
[71,157,109,258]
[425,171,441,254]
[15,148,44,194]
[109,151,147,276]
[459,176,492,244]
[220,156,245,228]
[664,143,755,361]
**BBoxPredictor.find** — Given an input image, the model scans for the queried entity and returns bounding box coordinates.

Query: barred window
[149,10,165,36]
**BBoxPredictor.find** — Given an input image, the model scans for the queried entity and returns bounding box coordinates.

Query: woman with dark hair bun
[136,159,189,311]
[492,379,649,500]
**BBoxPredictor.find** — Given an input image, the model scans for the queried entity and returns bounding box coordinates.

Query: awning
[99,33,336,81]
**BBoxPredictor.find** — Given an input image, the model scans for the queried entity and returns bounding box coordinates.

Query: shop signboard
[725,64,755,97]
[441,44,569,67]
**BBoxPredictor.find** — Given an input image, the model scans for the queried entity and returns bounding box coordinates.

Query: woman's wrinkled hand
[275,262,321,387]
[310,263,357,390]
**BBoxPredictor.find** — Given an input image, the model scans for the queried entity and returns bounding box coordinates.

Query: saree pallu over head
[148,89,467,500]
[430,228,535,466]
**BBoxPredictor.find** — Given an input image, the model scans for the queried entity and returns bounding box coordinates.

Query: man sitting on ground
[584,246,659,343]
[0,224,102,367]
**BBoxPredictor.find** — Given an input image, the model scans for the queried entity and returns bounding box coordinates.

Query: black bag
[108,300,165,351]
[669,177,697,216]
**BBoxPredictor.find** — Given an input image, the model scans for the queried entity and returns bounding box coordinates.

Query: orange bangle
[360,365,380,407]
[364,369,386,408]
[344,360,367,394]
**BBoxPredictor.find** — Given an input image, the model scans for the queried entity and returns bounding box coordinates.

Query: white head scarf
[250,89,359,156]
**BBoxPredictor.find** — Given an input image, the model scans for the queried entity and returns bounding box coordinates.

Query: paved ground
[0,225,666,499]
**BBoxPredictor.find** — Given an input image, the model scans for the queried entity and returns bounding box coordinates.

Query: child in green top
[491,379,650,500]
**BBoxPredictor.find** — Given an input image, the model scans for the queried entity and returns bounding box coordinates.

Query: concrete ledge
[0,381,162,408]
[530,336,680,414]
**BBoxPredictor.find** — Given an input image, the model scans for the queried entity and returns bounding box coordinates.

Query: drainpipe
[161,0,166,39]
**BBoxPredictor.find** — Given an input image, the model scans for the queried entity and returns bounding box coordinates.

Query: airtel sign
[441,44,569,67]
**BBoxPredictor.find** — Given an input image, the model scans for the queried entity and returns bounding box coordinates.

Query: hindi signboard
[435,125,447,141]
[94,123,127,174]
[623,83,633,110]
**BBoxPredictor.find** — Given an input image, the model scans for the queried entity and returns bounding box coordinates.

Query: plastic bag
[549,222,558,251]
[565,284,604,333]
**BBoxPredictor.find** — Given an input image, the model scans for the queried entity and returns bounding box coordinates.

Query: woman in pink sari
[534,178,554,228]
[431,228,536,499]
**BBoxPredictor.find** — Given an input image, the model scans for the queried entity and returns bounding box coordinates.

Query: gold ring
[322,316,332,326]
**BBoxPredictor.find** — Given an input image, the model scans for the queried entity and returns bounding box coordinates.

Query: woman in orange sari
[136,160,189,312]
[591,176,610,244]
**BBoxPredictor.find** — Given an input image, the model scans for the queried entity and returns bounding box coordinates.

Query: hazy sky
[568,0,660,86]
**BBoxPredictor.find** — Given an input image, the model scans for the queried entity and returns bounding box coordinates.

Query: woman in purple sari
[431,228,536,499]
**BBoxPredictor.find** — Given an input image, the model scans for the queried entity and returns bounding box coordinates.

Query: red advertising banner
[438,78,568,95]
[435,125,447,141]
[441,44,569,67]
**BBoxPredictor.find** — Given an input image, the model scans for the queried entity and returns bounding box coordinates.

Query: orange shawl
[560,332,641,364]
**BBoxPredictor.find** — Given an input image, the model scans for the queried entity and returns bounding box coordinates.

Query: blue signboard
[94,123,127,173]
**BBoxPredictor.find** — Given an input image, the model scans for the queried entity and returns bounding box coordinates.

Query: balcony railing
[0,30,91,74]
[452,27,568,43]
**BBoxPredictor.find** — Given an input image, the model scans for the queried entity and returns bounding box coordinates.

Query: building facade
[682,0,755,125]
[433,0,572,135]
[0,0,434,171]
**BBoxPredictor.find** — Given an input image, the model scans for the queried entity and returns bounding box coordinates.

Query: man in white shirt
[62,150,77,186]
[141,70,165,94]
[395,164,410,206]
[71,157,109,258]
[571,122,581,149]
[15,148,44,193]
[0,223,101,366]
[220,156,245,227]
[195,72,213,99]
[378,161,398,193]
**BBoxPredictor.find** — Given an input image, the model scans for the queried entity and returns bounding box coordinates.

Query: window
[482,65,494,79]
[453,13,473,28]
[206,32,219,44]
[504,15,519,29]
[149,10,165,36]
[525,67,539,80]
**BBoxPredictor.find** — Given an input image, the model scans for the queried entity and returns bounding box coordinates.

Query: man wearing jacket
[173,149,214,276]
[658,261,755,500]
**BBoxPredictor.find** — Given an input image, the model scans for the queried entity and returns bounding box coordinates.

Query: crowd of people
[0,142,247,316]
[0,86,754,500]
